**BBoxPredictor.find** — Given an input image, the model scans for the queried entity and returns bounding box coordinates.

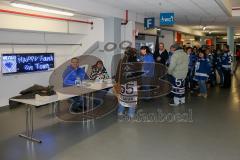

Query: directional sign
[144,17,155,29]
[160,13,175,26]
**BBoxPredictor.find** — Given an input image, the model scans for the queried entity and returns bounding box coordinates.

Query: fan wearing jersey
[116,47,138,118]
[220,44,232,88]
[194,49,211,98]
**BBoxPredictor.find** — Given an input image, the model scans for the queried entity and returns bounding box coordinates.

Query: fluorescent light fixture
[189,38,195,41]
[10,2,74,16]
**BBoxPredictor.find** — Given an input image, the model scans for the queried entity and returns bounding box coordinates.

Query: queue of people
[61,42,234,117]
[117,43,234,118]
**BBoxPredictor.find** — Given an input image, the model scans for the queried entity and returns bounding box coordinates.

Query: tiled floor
[0,72,240,160]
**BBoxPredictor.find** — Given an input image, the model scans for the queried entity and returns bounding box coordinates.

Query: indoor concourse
[0,0,240,160]
[0,71,240,160]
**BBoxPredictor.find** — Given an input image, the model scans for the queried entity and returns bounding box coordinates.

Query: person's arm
[63,70,76,87]
[160,50,169,64]
[82,69,89,80]
[153,51,160,62]
[102,67,110,79]
[168,54,177,75]
[206,61,211,74]
[114,59,122,83]
[89,67,97,80]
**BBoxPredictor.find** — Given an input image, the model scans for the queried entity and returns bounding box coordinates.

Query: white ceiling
[89,0,240,34]
[91,0,227,25]
[3,0,240,35]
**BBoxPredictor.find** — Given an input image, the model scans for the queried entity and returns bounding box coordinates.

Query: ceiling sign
[160,13,175,26]
[144,17,155,29]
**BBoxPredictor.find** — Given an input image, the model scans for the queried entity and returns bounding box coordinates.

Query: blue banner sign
[160,13,175,26]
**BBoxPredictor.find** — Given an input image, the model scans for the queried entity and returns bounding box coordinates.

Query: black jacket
[153,49,169,65]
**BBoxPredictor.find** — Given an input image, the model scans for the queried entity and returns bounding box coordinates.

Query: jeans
[216,68,224,85]
[198,80,207,94]
[118,104,136,118]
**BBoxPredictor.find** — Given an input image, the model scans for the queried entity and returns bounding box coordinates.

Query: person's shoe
[118,112,124,116]
[169,102,179,107]
[203,94,208,98]
[197,93,202,97]
[180,100,185,105]
[128,115,135,122]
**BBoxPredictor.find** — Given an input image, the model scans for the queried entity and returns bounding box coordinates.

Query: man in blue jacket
[62,57,88,87]
[62,57,89,112]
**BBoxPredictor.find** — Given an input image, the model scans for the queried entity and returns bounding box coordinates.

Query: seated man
[62,57,89,112]
[62,57,88,87]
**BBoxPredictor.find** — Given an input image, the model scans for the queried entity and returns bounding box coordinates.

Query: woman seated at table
[89,60,109,80]
[89,60,110,105]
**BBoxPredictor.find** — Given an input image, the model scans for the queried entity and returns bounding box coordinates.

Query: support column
[121,21,136,48]
[227,26,234,54]
[104,17,122,76]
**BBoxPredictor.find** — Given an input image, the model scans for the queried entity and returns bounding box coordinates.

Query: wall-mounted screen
[1,53,54,74]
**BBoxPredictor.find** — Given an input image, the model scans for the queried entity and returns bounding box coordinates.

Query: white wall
[135,30,174,52]
[0,18,104,107]
[121,21,136,48]
[159,30,174,51]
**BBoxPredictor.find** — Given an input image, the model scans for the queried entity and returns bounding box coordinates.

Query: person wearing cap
[168,43,189,106]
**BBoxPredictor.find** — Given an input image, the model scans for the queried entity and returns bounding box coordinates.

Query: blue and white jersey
[194,59,211,81]
[170,77,185,98]
[221,52,232,70]
[188,53,197,70]
[119,81,138,108]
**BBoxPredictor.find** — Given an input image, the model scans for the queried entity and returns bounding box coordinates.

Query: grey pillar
[227,26,234,54]
[104,17,122,76]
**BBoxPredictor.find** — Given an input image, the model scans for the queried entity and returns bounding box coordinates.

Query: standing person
[186,47,197,91]
[138,46,155,100]
[221,44,232,88]
[153,42,169,65]
[138,46,155,63]
[194,49,211,98]
[168,43,189,106]
[206,48,216,86]
[116,47,138,118]
[215,49,224,85]
[234,48,240,73]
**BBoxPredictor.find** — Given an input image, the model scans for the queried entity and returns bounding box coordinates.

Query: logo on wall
[2,55,17,73]
[160,13,175,26]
